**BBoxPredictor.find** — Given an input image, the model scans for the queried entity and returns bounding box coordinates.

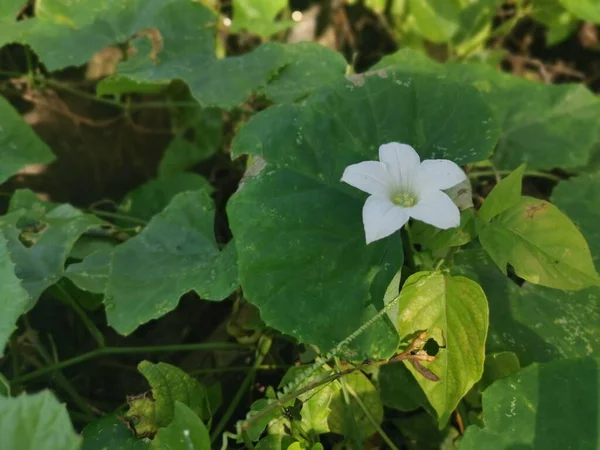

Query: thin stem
[51,284,105,347]
[10,342,252,386]
[242,333,431,432]
[46,79,125,109]
[88,209,148,225]
[469,169,562,182]
[190,364,289,375]
[33,339,96,421]
[345,383,400,450]
[210,335,273,443]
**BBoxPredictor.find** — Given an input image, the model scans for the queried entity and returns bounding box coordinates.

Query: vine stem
[210,335,273,444]
[10,342,252,386]
[51,284,106,347]
[241,333,431,433]
[468,169,562,182]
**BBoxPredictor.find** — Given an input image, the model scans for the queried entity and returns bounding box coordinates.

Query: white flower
[341,142,467,244]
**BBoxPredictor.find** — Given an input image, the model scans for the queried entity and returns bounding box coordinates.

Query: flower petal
[410,189,460,230]
[417,159,466,191]
[378,142,421,189]
[341,161,392,197]
[362,195,409,244]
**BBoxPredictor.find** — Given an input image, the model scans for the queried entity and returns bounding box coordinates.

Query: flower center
[392,192,416,207]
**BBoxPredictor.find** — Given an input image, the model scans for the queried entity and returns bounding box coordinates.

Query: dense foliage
[1,0,600,449]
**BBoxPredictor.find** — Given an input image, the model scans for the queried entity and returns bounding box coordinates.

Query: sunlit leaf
[0,391,81,450]
[396,271,488,426]
[477,164,525,223]
[328,371,384,441]
[228,69,498,358]
[408,0,461,43]
[461,358,600,449]
[559,0,600,22]
[105,190,237,335]
[230,0,291,37]
[480,196,599,290]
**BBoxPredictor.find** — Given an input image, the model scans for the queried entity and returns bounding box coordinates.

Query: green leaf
[0,373,9,396]
[119,174,213,223]
[0,232,29,357]
[158,109,223,178]
[533,0,578,45]
[152,402,210,450]
[8,189,57,214]
[559,0,600,22]
[412,209,476,251]
[0,391,81,450]
[453,248,600,365]
[373,50,600,170]
[477,164,525,223]
[255,434,296,450]
[452,0,501,56]
[279,367,336,435]
[21,0,215,72]
[230,0,291,37]
[126,361,211,436]
[378,362,429,412]
[328,371,384,441]
[481,351,521,389]
[408,0,461,43]
[551,172,600,270]
[65,249,111,294]
[461,358,600,450]
[0,204,104,307]
[479,196,599,290]
[105,190,237,335]
[396,271,489,426]
[0,96,55,184]
[228,69,498,358]
[264,43,347,104]
[82,414,150,450]
[244,399,283,442]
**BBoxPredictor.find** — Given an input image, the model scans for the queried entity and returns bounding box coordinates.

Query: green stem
[10,342,252,386]
[469,170,562,182]
[51,284,106,347]
[88,209,147,225]
[33,340,96,421]
[345,383,400,450]
[210,335,273,443]
[190,364,289,375]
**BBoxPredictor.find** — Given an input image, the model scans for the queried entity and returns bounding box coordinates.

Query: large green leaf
[479,196,599,290]
[105,190,237,335]
[158,108,223,178]
[0,391,81,450]
[328,371,384,441]
[0,233,29,357]
[0,204,104,306]
[374,49,600,170]
[152,402,210,450]
[126,361,211,436]
[119,173,213,223]
[461,358,600,449]
[408,0,461,43]
[396,271,489,426]
[552,172,600,270]
[453,248,600,365]
[263,42,347,104]
[65,248,111,294]
[559,0,600,22]
[0,96,55,185]
[230,0,291,37]
[82,414,150,450]
[378,362,429,412]
[228,69,498,358]
[20,0,214,72]
[477,164,525,223]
